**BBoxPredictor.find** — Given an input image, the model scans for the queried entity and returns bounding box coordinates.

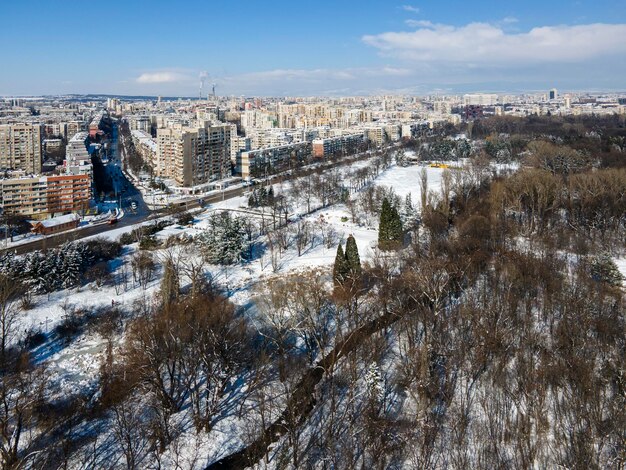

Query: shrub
[139,235,160,250]
[176,211,194,226]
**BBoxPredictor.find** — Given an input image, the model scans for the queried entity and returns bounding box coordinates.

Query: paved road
[2,148,384,255]
[2,183,249,255]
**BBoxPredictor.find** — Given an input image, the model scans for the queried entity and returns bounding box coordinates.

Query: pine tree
[344,235,361,280]
[333,243,349,286]
[388,204,403,244]
[378,198,391,247]
[402,193,417,230]
[591,253,624,287]
[197,212,250,265]
[378,197,403,250]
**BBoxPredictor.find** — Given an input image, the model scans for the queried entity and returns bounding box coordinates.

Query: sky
[1,0,625,96]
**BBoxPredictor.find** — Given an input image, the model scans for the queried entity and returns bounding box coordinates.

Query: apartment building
[0,123,42,173]
[129,115,152,134]
[463,94,499,106]
[131,130,157,167]
[156,122,233,187]
[363,126,385,147]
[47,174,91,215]
[0,173,90,218]
[239,141,312,179]
[312,133,364,158]
[65,132,93,177]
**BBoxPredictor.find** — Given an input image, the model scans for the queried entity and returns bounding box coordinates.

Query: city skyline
[2,0,626,96]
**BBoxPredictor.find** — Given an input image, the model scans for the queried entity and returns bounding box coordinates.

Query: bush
[23,328,46,349]
[55,313,83,344]
[83,238,122,261]
[139,235,160,250]
[119,232,134,245]
[119,221,173,246]
[176,211,194,226]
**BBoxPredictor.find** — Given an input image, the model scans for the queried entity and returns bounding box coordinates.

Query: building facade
[156,122,233,187]
[0,173,91,219]
[239,142,312,179]
[65,132,93,177]
[0,123,42,174]
[312,133,364,158]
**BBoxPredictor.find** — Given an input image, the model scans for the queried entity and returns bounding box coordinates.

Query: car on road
[107,218,118,225]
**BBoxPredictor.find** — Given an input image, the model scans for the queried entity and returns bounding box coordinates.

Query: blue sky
[1,0,625,96]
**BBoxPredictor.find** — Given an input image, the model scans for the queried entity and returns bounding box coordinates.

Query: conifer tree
[333,243,349,286]
[388,204,403,244]
[590,252,624,287]
[344,234,361,280]
[378,197,403,250]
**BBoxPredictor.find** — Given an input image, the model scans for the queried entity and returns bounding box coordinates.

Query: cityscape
[0,1,625,469]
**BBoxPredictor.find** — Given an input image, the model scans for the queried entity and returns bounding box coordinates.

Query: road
[2,183,247,255]
[2,145,387,255]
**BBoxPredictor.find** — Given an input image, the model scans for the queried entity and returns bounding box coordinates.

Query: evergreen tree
[378,198,391,246]
[344,235,361,280]
[388,204,403,244]
[333,243,349,286]
[402,193,418,230]
[61,243,82,289]
[590,253,624,287]
[197,212,250,265]
[378,197,403,250]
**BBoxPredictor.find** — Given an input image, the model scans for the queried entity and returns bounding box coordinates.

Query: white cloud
[502,16,519,24]
[402,5,420,14]
[363,22,626,64]
[234,68,356,82]
[136,71,190,84]
[405,19,435,28]
[229,66,413,85]
[218,66,417,95]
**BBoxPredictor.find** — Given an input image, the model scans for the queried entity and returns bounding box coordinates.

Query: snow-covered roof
[37,213,80,228]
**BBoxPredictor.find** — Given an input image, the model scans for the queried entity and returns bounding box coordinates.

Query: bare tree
[0,275,22,358]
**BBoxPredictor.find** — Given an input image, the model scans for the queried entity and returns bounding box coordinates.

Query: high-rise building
[549,88,558,100]
[463,94,498,106]
[0,123,43,174]
[65,132,93,178]
[156,122,233,187]
[0,173,90,218]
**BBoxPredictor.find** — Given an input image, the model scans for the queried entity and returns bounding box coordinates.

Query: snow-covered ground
[13,159,489,467]
[16,162,458,391]
[375,163,446,199]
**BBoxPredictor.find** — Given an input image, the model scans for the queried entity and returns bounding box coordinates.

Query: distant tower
[549,88,558,100]
[564,95,571,108]
[211,83,216,98]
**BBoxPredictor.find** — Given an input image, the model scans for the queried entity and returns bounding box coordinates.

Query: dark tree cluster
[0,238,121,294]
[378,197,403,250]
